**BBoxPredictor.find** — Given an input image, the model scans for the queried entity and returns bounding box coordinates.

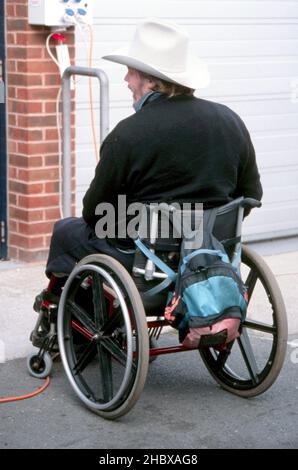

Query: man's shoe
[33,290,60,313]
[33,290,46,313]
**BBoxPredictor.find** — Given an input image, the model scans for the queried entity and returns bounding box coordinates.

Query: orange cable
[0,376,50,404]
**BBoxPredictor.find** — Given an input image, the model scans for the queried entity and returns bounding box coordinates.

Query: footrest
[199,329,228,348]
[33,290,60,313]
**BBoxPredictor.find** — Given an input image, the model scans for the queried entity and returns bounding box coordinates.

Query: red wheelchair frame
[27,198,288,420]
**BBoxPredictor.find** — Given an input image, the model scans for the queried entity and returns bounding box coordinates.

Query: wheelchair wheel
[57,254,149,420]
[200,244,288,397]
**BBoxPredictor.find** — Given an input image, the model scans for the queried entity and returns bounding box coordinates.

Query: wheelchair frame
[27,198,288,420]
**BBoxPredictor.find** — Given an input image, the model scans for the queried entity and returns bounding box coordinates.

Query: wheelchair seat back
[132,197,260,315]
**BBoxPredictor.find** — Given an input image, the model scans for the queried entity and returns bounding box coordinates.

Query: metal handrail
[62,66,109,217]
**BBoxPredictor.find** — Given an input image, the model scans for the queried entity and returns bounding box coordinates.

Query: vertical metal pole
[62,66,109,219]
[99,70,110,144]
[62,72,72,218]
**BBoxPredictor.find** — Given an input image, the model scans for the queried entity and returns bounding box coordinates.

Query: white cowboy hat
[102,18,210,90]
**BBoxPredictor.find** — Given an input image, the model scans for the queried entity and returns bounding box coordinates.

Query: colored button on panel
[77,8,87,15]
[65,8,75,16]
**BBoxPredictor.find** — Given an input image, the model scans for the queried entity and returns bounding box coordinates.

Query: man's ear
[147,78,156,90]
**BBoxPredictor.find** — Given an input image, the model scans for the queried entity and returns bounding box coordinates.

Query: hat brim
[102,46,210,89]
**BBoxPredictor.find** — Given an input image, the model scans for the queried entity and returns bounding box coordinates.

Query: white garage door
[75,0,298,241]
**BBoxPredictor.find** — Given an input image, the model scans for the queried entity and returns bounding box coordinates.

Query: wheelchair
[27,197,288,420]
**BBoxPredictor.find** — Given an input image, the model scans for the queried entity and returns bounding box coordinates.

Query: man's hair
[138,71,195,97]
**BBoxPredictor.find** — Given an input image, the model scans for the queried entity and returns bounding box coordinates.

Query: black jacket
[83,95,262,240]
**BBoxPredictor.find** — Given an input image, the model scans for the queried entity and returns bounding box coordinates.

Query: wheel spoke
[97,344,113,402]
[72,341,97,375]
[101,337,135,372]
[237,329,259,385]
[213,343,233,370]
[75,372,99,403]
[245,268,258,303]
[92,272,108,329]
[243,319,276,336]
[100,307,123,337]
[66,299,97,335]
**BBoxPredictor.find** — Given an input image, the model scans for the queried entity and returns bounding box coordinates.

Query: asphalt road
[1,332,297,450]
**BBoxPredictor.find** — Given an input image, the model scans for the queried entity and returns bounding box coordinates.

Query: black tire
[58,254,149,419]
[200,245,288,397]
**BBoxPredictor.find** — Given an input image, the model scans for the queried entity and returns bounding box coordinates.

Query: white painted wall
[75,1,298,241]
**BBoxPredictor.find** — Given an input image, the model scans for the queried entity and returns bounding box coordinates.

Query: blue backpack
[164,208,248,348]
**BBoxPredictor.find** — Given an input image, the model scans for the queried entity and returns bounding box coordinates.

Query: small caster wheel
[27,351,53,379]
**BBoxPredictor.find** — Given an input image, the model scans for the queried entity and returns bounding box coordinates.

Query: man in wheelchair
[30,19,263,363]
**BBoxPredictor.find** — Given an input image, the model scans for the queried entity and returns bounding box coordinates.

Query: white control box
[28,0,93,27]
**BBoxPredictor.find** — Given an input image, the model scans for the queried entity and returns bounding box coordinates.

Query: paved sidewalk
[0,335,297,449]
[0,262,45,362]
[0,239,298,362]
[0,238,298,449]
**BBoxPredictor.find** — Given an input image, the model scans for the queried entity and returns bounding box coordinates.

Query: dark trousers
[46,217,135,278]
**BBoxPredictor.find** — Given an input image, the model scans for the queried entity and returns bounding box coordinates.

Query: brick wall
[5,0,75,262]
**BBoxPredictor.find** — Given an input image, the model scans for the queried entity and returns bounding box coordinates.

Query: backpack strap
[134,238,177,297]
[203,207,218,234]
[181,249,230,274]
[182,207,218,254]
[221,236,241,248]
[135,239,176,281]
[142,277,174,298]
